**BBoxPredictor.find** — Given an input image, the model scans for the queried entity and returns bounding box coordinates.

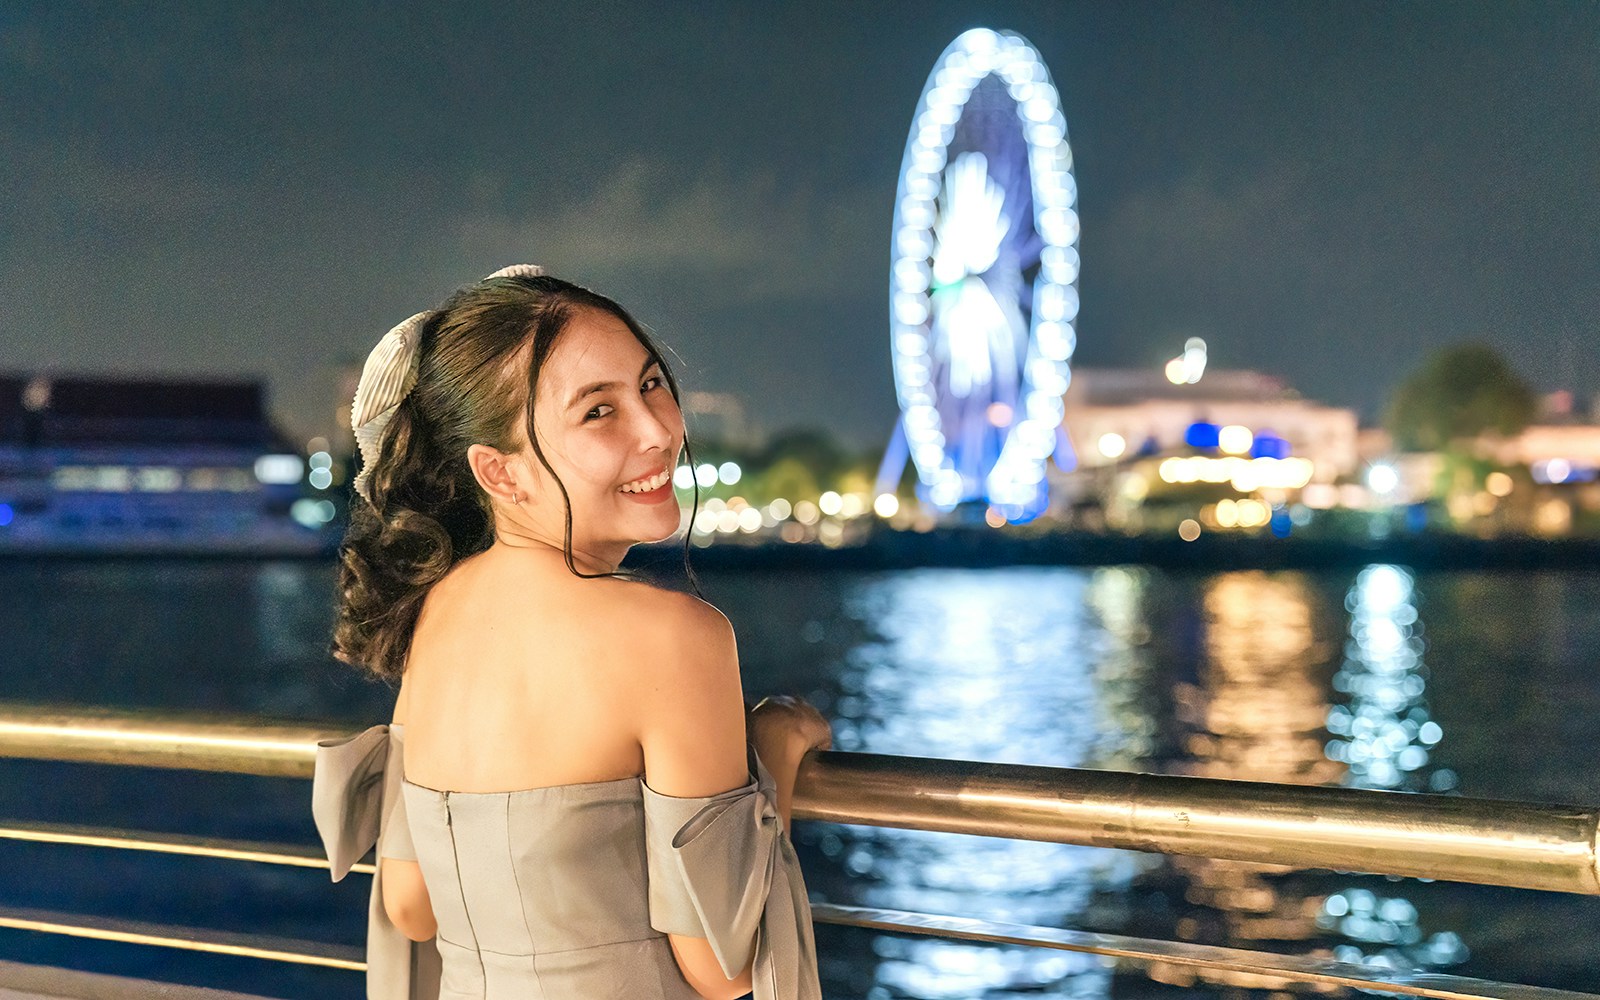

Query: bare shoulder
[596,578,734,651]
[621,584,749,798]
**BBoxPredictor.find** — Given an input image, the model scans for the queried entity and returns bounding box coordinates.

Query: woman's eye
[585,404,613,421]
[642,374,663,392]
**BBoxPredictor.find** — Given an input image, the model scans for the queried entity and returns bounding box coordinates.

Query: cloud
[456,159,886,305]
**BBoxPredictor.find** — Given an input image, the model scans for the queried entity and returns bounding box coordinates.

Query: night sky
[3,2,1596,450]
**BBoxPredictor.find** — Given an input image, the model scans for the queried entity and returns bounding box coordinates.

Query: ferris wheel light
[889,29,1078,521]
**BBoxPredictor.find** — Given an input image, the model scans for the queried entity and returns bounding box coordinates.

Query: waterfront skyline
[2,2,1596,448]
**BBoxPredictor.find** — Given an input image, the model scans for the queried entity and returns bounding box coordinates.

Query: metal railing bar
[0,905,364,971]
[811,904,1597,1000]
[3,703,1599,896]
[0,703,332,778]
[0,957,292,1000]
[0,819,374,874]
[794,750,1600,895]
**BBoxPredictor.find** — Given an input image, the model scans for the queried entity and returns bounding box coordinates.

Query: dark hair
[333,273,700,681]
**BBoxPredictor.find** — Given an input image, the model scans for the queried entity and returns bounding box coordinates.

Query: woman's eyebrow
[566,356,659,410]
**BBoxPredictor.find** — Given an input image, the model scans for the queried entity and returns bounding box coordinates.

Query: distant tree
[755,428,852,484]
[1384,342,1537,452]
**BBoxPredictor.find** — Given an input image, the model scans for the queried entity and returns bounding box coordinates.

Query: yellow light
[1218,425,1253,455]
[818,491,843,516]
[874,493,900,517]
[1215,498,1239,528]
[1486,472,1513,497]
[1236,498,1269,528]
[1178,518,1201,541]
[1097,432,1127,460]
[984,507,1007,528]
[1165,358,1187,385]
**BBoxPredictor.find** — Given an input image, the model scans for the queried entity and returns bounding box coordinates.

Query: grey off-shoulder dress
[312,723,823,1000]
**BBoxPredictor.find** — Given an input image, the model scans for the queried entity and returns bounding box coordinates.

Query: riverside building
[0,374,328,554]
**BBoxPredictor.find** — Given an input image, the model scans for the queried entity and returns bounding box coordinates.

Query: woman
[314,265,832,1000]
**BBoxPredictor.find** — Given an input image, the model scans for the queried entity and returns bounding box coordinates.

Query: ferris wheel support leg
[875,416,911,497]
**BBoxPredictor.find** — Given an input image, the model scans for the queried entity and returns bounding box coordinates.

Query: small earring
[511,490,520,504]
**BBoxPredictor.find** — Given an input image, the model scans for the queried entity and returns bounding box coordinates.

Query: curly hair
[332,272,699,682]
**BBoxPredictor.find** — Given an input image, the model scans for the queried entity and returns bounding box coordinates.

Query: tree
[1384,342,1537,452]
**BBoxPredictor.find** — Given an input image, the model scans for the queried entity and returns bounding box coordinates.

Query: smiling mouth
[618,467,672,493]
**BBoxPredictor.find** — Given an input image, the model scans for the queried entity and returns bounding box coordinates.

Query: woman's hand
[746,695,831,836]
[747,695,832,764]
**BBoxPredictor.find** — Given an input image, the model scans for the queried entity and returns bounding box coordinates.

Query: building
[1060,368,1359,477]
[1049,367,1361,528]
[0,374,329,554]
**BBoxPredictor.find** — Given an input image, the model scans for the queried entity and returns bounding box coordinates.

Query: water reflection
[1320,566,1467,972]
[828,568,1159,998]
[1152,567,1468,991]
[1153,571,1339,993]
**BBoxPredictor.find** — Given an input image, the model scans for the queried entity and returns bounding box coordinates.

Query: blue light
[1270,507,1292,538]
[0,503,12,527]
[1184,421,1220,449]
[1251,432,1291,460]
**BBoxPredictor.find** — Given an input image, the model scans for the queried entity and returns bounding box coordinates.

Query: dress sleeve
[311,724,389,881]
[310,723,442,999]
[377,723,417,862]
[641,743,823,1000]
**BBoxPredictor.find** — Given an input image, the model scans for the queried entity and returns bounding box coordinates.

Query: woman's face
[517,307,685,550]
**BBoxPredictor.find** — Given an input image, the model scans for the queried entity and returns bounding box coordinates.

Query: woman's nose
[633,400,676,452]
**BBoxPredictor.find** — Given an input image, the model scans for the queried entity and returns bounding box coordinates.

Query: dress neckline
[402,773,643,797]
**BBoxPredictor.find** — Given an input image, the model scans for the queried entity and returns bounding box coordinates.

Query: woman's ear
[466,443,521,505]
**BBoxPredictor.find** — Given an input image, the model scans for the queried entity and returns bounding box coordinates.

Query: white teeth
[620,469,670,493]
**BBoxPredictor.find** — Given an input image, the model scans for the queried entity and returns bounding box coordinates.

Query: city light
[874,493,901,517]
[1218,425,1253,455]
[673,465,695,490]
[1165,337,1207,384]
[253,455,304,485]
[818,491,844,516]
[717,461,742,485]
[694,463,717,488]
[1366,463,1400,495]
[1158,455,1314,491]
[1097,432,1126,459]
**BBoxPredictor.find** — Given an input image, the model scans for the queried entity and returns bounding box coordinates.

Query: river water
[0,559,1597,997]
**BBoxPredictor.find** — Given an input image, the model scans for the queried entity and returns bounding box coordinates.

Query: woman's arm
[638,596,757,1000]
[381,677,437,942]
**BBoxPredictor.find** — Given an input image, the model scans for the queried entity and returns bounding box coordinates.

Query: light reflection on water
[1321,566,1467,973]
[823,568,1161,998]
[812,566,1473,997]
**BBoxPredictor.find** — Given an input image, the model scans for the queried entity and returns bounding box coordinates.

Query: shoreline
[4,530,1598,572]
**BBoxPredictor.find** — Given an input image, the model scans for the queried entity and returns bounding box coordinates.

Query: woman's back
[400,544,664,794]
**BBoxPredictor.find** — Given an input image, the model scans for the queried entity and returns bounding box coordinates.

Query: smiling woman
[317,266,831,1000]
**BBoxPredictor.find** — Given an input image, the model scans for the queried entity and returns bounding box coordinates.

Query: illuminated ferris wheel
[881,28,1079,522]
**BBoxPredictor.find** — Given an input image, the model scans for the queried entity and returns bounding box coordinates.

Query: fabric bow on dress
[311,724,442,1000]
[642,744,824,1000]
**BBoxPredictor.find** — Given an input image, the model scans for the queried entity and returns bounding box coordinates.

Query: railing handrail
[3,701,1597,895]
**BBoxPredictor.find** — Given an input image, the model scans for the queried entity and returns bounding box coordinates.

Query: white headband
[350,264,546,503]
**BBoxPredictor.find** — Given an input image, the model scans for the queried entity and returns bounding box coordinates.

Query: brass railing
[1,702,1596,999]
